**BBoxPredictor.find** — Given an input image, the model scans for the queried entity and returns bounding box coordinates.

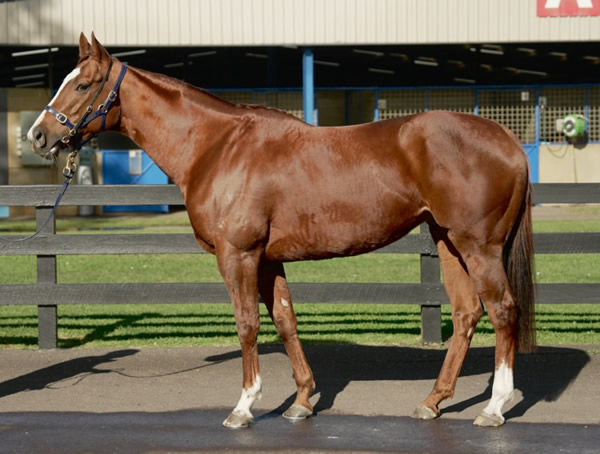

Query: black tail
[504,181,536,353]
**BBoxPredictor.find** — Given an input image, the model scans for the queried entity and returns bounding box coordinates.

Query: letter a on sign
[537,0,600,16]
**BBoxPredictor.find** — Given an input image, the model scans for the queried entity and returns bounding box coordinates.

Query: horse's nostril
[31,126,46,148]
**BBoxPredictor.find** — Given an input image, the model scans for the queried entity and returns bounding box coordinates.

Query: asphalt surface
[1,344,599,453]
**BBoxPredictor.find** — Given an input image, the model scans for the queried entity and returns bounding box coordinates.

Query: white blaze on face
[27,67,81,143]
[483,360,514,420]
[232,375,262,418]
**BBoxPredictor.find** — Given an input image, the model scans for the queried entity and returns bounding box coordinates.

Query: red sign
[537,0,600,16]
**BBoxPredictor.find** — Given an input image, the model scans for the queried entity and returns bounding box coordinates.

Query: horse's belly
[265,204,421,262]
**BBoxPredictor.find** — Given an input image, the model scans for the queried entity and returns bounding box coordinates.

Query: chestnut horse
[29,34,535,429]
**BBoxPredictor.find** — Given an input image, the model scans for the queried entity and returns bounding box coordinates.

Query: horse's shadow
[1,344,589,422]
[0,349,139,399]
[205,344,591,421]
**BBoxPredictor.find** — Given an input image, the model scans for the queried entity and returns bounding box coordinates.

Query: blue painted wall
[101,150,169,213]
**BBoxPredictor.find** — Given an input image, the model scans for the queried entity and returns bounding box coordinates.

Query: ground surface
[1,344,599,453]
[2,203,599,452]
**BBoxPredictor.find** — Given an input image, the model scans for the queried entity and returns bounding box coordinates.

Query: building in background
[1,0,600,211]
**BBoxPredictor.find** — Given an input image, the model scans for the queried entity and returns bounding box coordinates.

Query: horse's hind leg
[258,260,315,420]
[461,247,519,427]
[413,227,483,420]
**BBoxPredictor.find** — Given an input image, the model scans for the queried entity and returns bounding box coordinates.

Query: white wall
[539,143,600,183]
[2,0,600,47]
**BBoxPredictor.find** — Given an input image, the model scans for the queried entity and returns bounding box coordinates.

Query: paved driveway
[1,344,599,453]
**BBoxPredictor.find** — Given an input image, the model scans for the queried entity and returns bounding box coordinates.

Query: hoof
[473,412,505,427]
[223,411,253,429]
[283,404,313,421]
[411,404,439,420]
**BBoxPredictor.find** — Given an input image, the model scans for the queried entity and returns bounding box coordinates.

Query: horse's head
[28,33,126,160]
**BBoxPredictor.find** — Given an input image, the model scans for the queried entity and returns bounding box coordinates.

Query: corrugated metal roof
[2,0,600,47]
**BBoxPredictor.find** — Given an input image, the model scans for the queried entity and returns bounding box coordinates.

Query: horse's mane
[131,65,305,123]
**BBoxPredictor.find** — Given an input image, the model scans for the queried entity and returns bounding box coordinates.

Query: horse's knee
[273,315,298,343]
[270,297,299,342]
[237,318,260,344]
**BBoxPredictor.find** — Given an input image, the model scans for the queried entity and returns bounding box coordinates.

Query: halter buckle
[56,112,68,124]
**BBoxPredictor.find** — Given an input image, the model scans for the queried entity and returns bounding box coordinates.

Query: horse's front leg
[258,260,315,420]
[216,239,263,428]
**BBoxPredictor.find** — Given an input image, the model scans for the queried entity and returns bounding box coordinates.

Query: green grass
[0,212,194,233]
[533,218,600,232]
[0,253,595,285]
[0,214,599,349]
[2,302,599,349]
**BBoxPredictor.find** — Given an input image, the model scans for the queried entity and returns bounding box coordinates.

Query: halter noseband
[45,58,127,147]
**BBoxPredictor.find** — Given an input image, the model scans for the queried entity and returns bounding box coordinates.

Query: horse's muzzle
[29,124,46,150]
[28,124,62,160]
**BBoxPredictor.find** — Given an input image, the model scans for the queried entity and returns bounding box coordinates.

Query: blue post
[303,48,314,125]
[530,88,541,183]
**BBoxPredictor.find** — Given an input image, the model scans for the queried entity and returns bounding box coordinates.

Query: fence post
[36,206,57,349]
[420,224,442,344]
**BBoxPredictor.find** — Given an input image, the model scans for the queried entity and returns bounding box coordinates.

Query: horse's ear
[78,32,92,60]
[90,32,110,62]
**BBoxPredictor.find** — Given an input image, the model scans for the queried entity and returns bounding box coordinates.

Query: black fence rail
[1,183,599,348]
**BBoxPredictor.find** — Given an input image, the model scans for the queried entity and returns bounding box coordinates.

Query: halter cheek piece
[44,58,127,147]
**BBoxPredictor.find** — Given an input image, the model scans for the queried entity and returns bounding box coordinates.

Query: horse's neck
[117,67,235,187]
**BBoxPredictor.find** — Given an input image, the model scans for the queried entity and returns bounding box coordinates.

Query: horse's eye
[76,83,91,92]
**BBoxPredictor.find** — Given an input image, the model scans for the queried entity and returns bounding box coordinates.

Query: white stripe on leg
[482,361,514,421]
[232,375,262,419]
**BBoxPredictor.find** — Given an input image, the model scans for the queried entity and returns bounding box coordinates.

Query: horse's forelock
[74,55,107,84]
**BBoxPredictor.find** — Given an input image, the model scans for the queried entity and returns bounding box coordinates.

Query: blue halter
[44,59,128,146]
